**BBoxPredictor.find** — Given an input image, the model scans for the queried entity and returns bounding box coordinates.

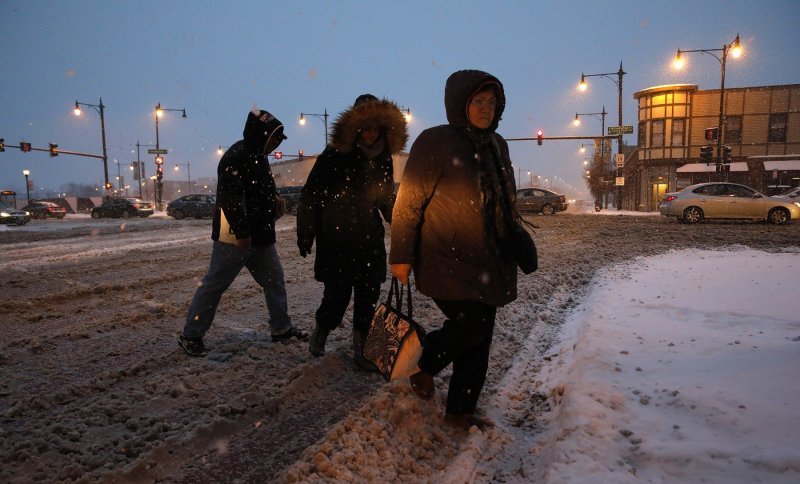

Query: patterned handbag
[364,278,426,381]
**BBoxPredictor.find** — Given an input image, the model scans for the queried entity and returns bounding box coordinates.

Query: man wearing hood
[390,70,520,428]
[179,109,308,357]
[297,94,408,368]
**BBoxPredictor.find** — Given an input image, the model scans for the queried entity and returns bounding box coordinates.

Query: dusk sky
[1,0,798,198]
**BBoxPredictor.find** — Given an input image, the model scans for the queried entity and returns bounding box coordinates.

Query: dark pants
[315,278,381,334]
[418,299,496,415]
[183,241,292,340]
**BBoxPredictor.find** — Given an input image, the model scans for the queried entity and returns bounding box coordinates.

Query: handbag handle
[388,277,413,319]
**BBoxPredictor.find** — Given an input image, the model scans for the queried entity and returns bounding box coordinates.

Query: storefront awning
[677,162,749,173]
[763,160,800,170]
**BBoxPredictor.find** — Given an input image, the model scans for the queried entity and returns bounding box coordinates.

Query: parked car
[776,186,800,199]
[91,198,154,219]
[516,188,568,215]
[21,201,67,219]
[659,182,800,225]
[167,194,216,219]
[277,186,303,214]
[0,201,31,225]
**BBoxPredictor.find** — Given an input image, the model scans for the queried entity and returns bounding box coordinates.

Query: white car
[776,186,800,199]
[659,182,800,225]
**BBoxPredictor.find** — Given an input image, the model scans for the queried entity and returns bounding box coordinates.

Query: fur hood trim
[329,99,409,154]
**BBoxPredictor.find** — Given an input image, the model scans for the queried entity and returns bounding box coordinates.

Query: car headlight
[0,212,9,217]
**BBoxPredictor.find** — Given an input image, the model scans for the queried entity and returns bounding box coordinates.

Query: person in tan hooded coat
[297,94,408,368]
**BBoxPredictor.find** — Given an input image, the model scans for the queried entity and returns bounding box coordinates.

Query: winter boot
[352,330,377,371]
[309,324,330,357]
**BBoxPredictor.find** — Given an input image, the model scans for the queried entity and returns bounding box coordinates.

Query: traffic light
[722,145,732,164]
[274,151,282,160]
[716,164,730,173]
[49,143,59,157]
[298,149,304,161]
[20,142,32,152]
[536,129,543,146]
[0,138,4,152]
[156,165,164,179]
[105,182,113,190]
[704,127,718,141]
[700,145,713,164]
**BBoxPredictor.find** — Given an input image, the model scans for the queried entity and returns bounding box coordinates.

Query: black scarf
[467,129,512,259]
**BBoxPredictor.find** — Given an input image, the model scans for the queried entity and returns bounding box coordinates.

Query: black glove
[298,236,313,258]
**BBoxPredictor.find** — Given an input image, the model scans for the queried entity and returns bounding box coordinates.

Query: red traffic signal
[20,141,32,152]
[704,127,718,141]
[536,129,543,146]
[274,151,282,159]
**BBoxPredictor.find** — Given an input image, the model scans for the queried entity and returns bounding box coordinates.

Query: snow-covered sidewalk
[517,247,800,483]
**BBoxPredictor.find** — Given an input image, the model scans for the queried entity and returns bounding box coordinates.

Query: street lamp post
[154,103,187,209]
[73,98,110,199]
[134,141,156,200]
[574,107,609,207]
[578,63,626,209]
[673,34,742,169]
[173,163,191,194]
[299,109,329,148]
[22,169,30,203]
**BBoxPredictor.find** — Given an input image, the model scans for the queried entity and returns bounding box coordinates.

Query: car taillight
[132,204,139,209]
[664,195,678,202]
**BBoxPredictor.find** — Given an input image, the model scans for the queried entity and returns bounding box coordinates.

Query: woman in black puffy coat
[297,94,408,368]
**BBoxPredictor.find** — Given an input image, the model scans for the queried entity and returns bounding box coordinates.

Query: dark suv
[516,188,568,215]
[91,198,155,219]
[277,186,303,214]
[167,194,216,219]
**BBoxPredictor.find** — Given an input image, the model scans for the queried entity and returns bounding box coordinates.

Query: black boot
[352,330,377,371]
[309,324,330,357]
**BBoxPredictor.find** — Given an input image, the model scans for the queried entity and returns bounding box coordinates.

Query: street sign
[607,125,634,135]
[615,154,625,168]
[147,148,168,155]
[615,176,625,186]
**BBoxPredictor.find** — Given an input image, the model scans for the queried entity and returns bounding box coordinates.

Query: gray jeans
[183,241,292,339]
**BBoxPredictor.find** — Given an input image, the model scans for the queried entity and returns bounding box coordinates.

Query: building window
[726,116,742,144]
[769,113,787,142]
[638,121,646,146]
[651,119,665,148]
[671,119,686,147]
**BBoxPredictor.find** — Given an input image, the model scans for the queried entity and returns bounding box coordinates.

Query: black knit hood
[242,109,287,153]
[329,97,409,154]
[444,69,506,132]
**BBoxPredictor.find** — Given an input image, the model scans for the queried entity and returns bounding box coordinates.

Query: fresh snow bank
[529,248,800,483]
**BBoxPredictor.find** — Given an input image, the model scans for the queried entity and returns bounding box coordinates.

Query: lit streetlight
[673,34,743,167]
[400,106,413,123]
[154,103,187,209]
[173,162,192,194]
[578,64,626,208]
[22,168,30,203]
[299,109,329,148]
[73,98,110,199]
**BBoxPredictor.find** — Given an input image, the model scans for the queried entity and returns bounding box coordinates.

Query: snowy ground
[0,209,798,483]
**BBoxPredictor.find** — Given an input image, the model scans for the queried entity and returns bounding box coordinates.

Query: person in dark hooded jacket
[179,109,308,357]
[390,70,521,427]
[297,94,408,368]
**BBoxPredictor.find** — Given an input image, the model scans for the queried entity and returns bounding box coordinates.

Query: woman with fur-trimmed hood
[297,94,408,368]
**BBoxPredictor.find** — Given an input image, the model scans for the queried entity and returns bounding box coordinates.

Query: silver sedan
[659,182,800,225]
